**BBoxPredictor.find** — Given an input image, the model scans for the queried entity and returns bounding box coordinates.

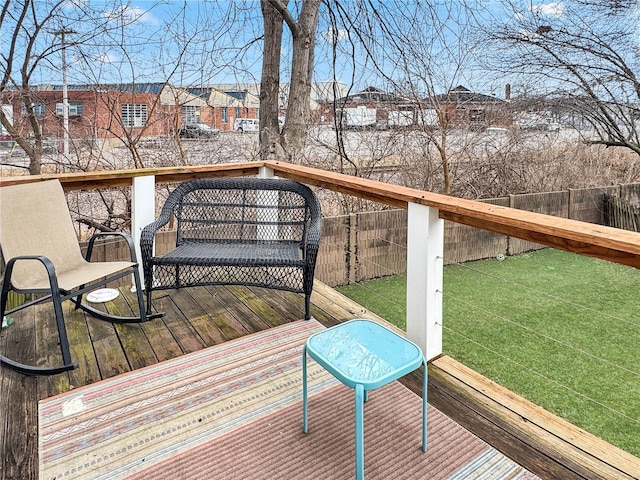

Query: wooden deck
[1,282,639,480]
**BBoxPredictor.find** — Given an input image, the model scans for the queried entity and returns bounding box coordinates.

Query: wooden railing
[3,160,640,359]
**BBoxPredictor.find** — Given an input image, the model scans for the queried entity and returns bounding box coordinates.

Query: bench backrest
[162,178,322,246]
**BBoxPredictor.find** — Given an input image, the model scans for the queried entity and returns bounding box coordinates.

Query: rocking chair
[0,180,154,375]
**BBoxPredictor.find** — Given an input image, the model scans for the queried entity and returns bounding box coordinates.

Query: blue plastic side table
[302,319,427,480]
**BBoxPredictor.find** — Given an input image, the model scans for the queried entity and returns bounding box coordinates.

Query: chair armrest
[304,213,322,256]
[85,232,138,263]
[2,255,60,293]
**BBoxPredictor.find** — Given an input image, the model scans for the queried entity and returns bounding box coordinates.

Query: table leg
[303,345,309,433]
[422,358,428,452]
[355,383,365,480]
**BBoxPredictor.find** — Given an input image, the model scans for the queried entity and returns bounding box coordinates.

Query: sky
[3,1,637,97]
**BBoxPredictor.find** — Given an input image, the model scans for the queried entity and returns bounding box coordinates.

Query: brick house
[317,86,418,127]
[1,81,349,143]
[182,87,260,131]
[428,85,512,130]
[0,83,176,146]
[205,82,342,127]
[317,85,512,130]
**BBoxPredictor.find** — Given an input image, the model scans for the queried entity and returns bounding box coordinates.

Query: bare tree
[69,3,211,170]
[316,1,487,195]
[0,0,146,174]
[259,0,322,163]
[1,0,67,174]
[259,0,286,162]
[484,0,640,156]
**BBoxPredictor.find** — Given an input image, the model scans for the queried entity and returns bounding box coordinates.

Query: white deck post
[258,166,275,179]
[406,202,444,361]
[131,175,156,289]
[257,166,278,240]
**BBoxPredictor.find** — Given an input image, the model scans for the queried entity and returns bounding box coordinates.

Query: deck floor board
[1,282,637,480]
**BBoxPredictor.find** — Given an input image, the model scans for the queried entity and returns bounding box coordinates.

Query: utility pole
[53,28,76,156]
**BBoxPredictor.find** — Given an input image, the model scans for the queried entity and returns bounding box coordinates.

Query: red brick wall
[1,90,178,140]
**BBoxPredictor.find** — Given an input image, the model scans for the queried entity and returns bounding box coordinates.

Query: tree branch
[267,0,301,37]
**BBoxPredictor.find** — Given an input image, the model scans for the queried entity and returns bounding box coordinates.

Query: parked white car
[234,118,259,133]
[233,117,284,133]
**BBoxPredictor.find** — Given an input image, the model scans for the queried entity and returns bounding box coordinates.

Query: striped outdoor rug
[39,319,540,480]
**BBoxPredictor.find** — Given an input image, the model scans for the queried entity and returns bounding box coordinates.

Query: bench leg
[146,288,153,316]
[304,294,311,320]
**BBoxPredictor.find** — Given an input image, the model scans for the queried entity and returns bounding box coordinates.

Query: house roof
[335,86,413,104]
[183,87,260,108]
[206,82,347,103]
[9,82,336,109]
[160,85,207,106]
[185,87,214,99]
[223,90,260,108]
[48,83,167,94]
[431,86,505,105]
[225,91,248,101]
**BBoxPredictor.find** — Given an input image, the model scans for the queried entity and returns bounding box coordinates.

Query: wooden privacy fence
[316,182,640,287]
[602,194,640,232]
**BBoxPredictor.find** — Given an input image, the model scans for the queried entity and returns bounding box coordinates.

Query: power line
[448,259,640,330]
[444,325,640,427]
[441,289,640,379]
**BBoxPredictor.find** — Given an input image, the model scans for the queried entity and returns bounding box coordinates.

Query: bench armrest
[140,185,188,285]
[140,218,167,286]
[301,191,322,294]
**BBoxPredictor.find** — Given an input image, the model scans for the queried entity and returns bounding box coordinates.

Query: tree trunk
[20,90,43,175]
[260,0,321,163]
[282,0,321,162]
[259,0,286,161]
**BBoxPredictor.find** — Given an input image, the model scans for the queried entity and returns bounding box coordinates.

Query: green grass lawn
[337,248,640,457]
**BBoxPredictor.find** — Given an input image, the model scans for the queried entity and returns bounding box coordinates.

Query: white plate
[86,288,120,303]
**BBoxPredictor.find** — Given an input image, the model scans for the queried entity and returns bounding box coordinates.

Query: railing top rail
[2,160,639,267]
[265,161,640,268]
[0,163,263,190]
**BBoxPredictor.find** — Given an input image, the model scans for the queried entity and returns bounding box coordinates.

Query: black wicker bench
[140,178,322,320]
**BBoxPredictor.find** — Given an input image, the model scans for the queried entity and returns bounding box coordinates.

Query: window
[22,103,45,116]
[122,103,148,127]
[182,105,200,125]
[235,107,241,118]
[221,107,228,123]
[56,102,83,117]
[469,108,486,124]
